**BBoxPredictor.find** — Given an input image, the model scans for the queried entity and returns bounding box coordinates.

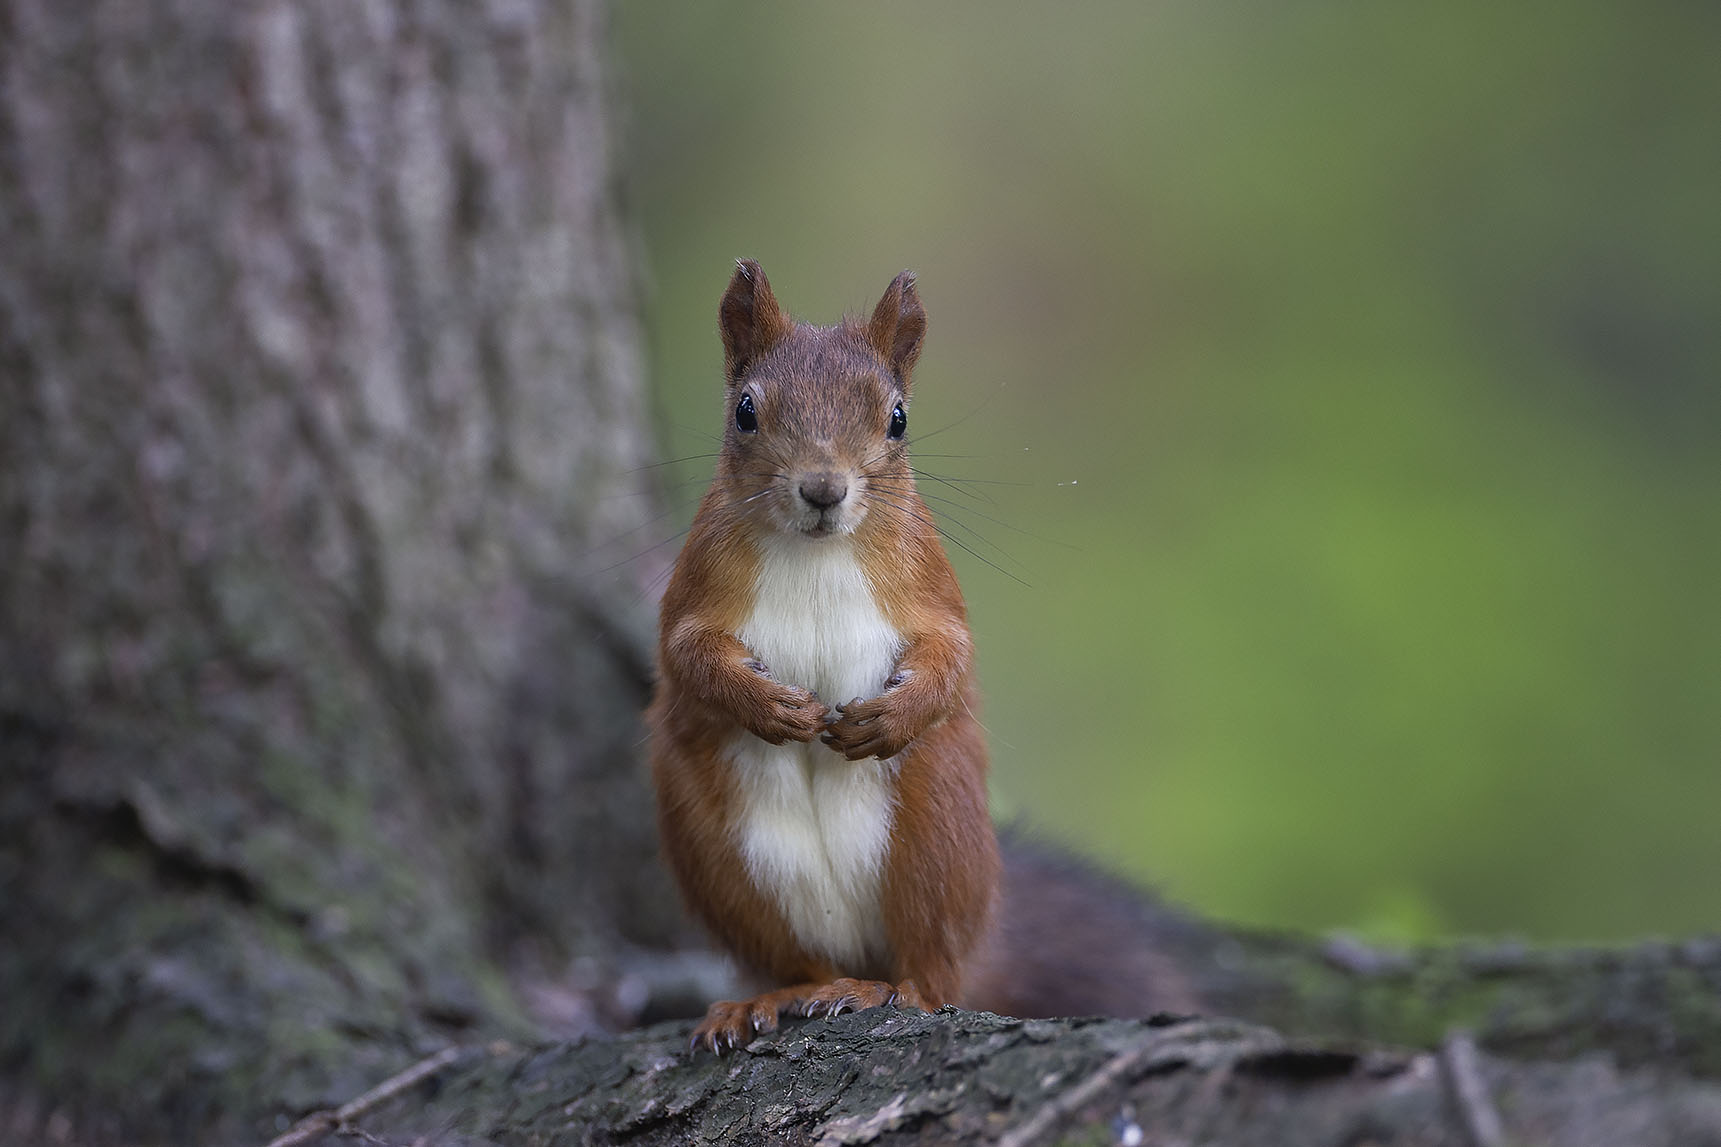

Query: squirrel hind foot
[690,982,823,1053]
[799,976,932,1018]
[690,978,934,1052]
[690,996,781,1053]
[798,977,895,1018]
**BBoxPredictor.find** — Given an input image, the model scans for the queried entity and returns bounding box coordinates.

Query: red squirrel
[648,260,1001,1051]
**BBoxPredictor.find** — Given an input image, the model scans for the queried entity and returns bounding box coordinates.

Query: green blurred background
[609,2,1720,944]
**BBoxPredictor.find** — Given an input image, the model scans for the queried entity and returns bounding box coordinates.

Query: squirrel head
[715,260,927,540]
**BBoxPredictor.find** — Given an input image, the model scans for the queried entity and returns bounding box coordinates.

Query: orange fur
[647,261,1000,1052]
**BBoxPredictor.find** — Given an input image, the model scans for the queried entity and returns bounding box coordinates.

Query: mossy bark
[999,841,1721,1082]
[0,1,676,1141]
[1126,904,1721,1081]
[1193,928,1721,1080]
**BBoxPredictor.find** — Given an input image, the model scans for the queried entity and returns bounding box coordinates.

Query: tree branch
[278,1008,1721,1147]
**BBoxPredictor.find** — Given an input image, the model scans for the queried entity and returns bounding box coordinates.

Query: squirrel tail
[964,829,1204,1020]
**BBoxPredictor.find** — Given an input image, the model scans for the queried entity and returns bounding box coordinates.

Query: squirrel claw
[799,978,898,1020]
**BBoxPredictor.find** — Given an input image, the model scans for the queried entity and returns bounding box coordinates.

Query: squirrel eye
[735,393,758,433]
[887,402,907,440]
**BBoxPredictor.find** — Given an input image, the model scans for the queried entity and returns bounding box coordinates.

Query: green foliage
[614,1,1721,942]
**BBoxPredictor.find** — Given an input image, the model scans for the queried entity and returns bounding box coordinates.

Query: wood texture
[273,1008,1721,1147]
[0,0,674,1140]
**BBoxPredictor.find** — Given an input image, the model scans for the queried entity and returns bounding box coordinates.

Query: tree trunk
[0,1,677,1140]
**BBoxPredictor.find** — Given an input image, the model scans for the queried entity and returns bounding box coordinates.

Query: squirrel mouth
[797,507,850,538]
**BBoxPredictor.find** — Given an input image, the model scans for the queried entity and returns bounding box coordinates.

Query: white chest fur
[729,535,903,973]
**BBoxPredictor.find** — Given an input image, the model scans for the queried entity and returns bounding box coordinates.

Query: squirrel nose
[798,472,849,511]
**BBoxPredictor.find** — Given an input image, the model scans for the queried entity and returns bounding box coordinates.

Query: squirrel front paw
[738,659,828,744]
[821,692,916,760]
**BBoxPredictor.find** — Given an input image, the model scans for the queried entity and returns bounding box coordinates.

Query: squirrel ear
[866,270,927,383]
[719,259,791,382]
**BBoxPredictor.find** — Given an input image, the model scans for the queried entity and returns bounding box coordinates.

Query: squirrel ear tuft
[719,259,791,383]
[866,270,927,383]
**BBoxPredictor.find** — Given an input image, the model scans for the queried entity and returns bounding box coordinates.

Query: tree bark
[0,1,677,1141]
[262,1009,1721,1147]
[996,843,1721,1081]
